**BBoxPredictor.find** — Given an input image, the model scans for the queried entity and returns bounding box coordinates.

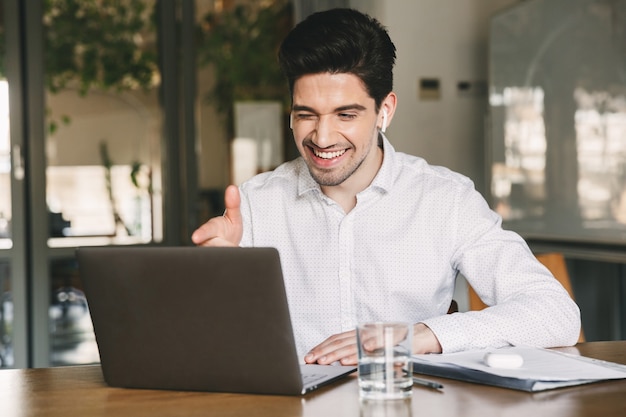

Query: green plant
[196,0,293,137]
[43,0,158,135]
[1,1,293,137]
[44,0,157,95]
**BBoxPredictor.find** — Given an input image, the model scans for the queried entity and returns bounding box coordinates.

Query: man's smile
[312,148,347,160]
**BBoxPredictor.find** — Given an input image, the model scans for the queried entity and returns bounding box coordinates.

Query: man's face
[290,73,382,188]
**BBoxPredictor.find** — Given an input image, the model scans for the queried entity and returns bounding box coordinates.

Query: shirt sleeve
[421,183,581,353]
[238,185,253,247]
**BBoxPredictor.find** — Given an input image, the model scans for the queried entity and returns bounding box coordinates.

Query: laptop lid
[77,246,355,395]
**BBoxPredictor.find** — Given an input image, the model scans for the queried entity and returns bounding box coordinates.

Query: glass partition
[1,0,296,368]
[41,0,164,365]
[44,0,163,248]
[489,0,626,244]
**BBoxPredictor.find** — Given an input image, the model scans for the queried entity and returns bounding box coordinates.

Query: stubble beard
[307,157,366,186]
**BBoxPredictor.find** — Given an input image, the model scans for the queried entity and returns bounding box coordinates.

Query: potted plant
[196,0,293,139]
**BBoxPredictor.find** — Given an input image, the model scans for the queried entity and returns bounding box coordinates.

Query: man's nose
[313,115,335,148]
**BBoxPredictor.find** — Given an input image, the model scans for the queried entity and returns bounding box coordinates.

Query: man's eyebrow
[292,104,368,113]
[335,104,367,112]
[292,105,315,112]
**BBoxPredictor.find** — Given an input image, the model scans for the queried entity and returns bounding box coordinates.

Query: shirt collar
[369,133,396,194]
[297,159,320,196]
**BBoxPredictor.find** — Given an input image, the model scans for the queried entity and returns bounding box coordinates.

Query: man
[192,8,580,365]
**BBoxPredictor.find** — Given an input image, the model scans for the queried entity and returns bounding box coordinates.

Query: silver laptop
[77,246,356,395]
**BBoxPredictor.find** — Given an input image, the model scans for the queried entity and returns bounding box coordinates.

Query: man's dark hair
[278,8,396,111]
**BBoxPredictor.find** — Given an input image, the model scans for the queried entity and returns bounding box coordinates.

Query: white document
[412,346,626,392]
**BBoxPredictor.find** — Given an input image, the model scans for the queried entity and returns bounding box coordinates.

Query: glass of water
[357,322,413,400]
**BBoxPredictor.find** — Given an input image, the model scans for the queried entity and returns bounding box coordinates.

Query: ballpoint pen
[412,376,444,390]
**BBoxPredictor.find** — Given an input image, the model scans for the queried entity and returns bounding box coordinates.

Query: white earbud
[381,109,388,133]
[289,113,293,129]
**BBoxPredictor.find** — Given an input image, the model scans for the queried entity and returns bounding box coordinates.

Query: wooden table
[1,341,625,417]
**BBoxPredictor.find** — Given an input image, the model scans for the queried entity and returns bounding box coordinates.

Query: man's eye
[296,114,316,121]
[338,113,357,120]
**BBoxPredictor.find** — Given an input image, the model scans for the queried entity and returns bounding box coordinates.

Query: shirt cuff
[420,315,471,354]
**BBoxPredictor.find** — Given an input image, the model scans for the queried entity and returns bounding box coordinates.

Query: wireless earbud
[381,109,388,133]
[289,113,293,129]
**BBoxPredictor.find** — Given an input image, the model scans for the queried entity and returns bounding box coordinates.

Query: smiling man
[192,8,581,365]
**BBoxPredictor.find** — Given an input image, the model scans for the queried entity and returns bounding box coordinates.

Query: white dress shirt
[238,135,581,360]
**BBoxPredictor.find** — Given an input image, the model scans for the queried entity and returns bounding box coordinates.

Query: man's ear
[379,93,397,132]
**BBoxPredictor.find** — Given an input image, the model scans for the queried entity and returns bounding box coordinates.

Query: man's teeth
[314,149,346,159]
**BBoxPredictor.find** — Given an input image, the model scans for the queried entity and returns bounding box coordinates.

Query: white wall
[353,0,520,195]
[47,90,160,167]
